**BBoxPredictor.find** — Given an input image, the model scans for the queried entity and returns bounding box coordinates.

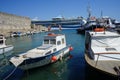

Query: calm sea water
[6,29,117,80]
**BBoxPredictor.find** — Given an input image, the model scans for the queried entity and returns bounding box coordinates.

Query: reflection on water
[22,60,69,80]
[6,33,46,54]
[85,64,118,80]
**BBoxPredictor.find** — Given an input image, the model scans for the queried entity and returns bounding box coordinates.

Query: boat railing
[0,45,13,50]
[113,66,120,77]
[95,54,120,67]
[0,46,13,61]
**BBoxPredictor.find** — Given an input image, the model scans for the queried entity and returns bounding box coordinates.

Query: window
[50,39,56,44]
[57,41,61,45]
[0,40,3,44]
[44,39,49,44]
[62,38,64,44]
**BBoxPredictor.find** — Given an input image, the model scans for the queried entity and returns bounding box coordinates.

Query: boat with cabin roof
[0,34,14,58]
[10,33,73,70]
[85,28,120,77]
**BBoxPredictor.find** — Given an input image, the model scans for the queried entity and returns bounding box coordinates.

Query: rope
[25,60,29,80]
[4,67,17,80]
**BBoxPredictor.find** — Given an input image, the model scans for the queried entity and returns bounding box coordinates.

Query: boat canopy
[92,36,120,47]
[90,31,120,54]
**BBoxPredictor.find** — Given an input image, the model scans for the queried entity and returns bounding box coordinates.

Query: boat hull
[18,47,70,70]
[85,53,120,77]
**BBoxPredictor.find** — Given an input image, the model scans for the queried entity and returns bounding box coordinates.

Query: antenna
[101,10,103,18]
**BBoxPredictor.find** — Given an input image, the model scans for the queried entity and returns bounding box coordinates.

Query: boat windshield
[50,39,56,44]
[44,39,56,45]
[44,39,49,44]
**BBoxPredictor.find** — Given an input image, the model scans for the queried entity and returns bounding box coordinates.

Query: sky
[0,0,120,20]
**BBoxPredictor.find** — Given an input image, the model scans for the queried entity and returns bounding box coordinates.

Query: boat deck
[85,53,120,77]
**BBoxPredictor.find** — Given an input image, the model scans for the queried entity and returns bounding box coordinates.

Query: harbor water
[6,29,117,80]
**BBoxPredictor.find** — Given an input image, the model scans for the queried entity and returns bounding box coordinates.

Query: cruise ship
[31,16,84,29]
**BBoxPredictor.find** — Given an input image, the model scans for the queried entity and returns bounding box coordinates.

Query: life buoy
[51,56,57,62]
[69,46,73,51]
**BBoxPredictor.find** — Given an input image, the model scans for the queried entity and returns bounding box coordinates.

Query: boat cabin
[43,33,66,51]
[10,33,69,68]
[85,30,120,60]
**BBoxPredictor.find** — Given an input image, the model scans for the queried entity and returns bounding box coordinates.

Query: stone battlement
[0,12,31,36]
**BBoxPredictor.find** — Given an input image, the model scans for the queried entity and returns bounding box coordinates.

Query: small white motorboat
[10,33,73,70]
[0,34,14,58]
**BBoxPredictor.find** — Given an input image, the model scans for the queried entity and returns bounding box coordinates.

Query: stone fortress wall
[0,12,31,36]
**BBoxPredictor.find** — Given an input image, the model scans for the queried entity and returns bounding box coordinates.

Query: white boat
[10,33,73,70]
[77,17,97,34]
[10,32,26,37]
[85,28,120,77]
[0,35,14,58]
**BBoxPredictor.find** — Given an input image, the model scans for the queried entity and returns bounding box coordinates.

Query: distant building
[0,12,31,36]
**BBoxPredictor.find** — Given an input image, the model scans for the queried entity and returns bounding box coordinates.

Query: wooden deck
[85,53,120,77]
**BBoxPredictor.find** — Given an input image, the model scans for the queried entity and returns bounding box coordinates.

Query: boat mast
[87,2,91,21]
[101,10,103,18]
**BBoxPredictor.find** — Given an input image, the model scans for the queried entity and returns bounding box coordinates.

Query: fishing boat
[77,4,97,34]
[0,34,14,58]
[85,28,120,77]
[10,33,73,70]
[76,20,99,34]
